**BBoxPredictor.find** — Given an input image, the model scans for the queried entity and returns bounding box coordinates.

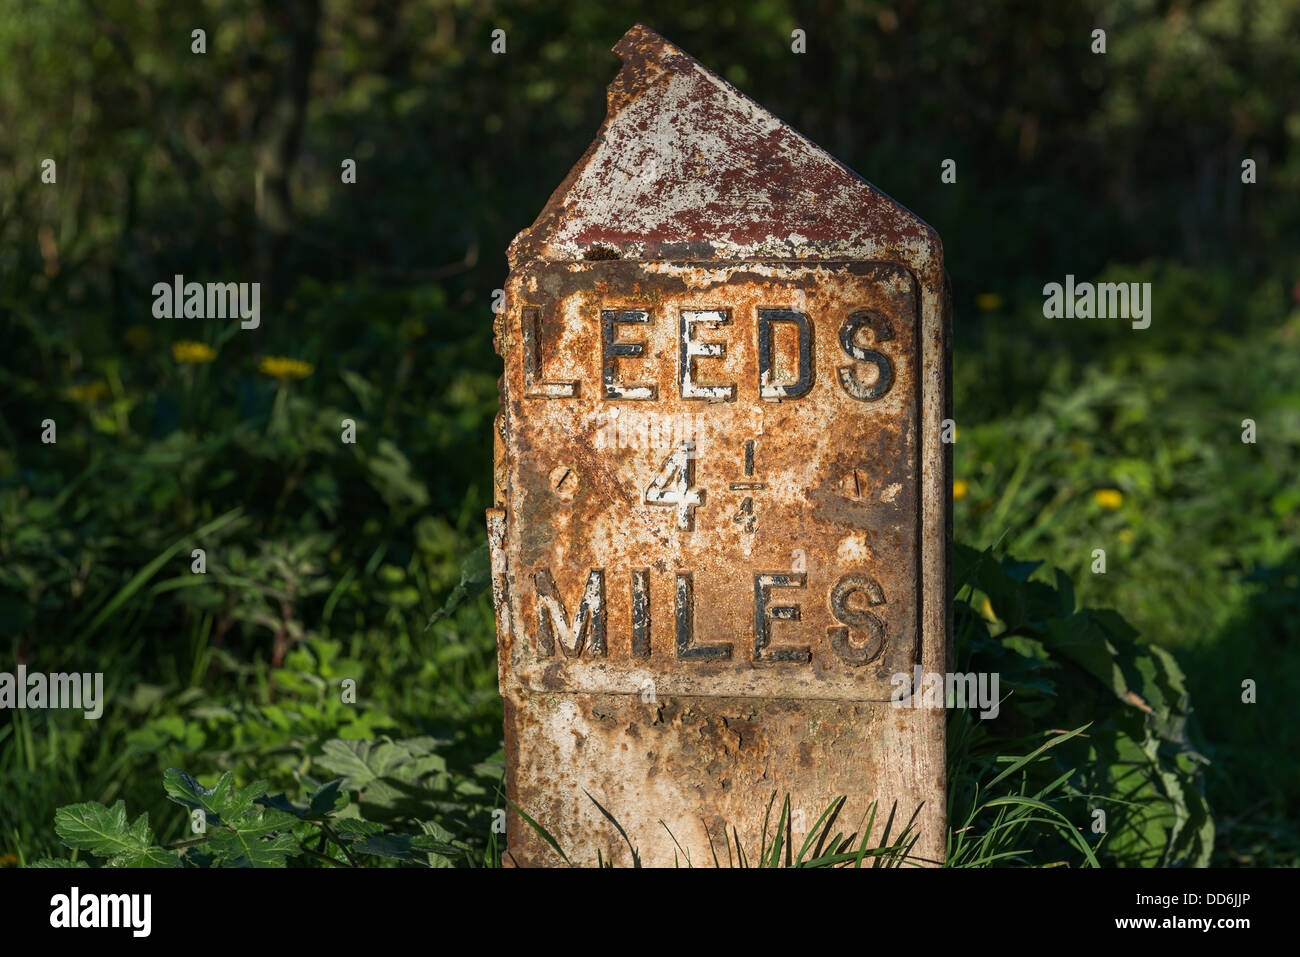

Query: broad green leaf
[115,846,182,868]
[206,809,300,868]
[351,832,433,863]
[332,818,384,839]
[309,779,347,816]
[30,858,90,868]
[317,739,407,789]
[55,801,151,862]
[163,769,266,824]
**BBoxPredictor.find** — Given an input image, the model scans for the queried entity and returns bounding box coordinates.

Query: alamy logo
[49,887,151,937]
[1042,274,1151,329]
[152,274,260,329]
[592,409,711,452]
[891,668,1000,719]
[0,666,104,719]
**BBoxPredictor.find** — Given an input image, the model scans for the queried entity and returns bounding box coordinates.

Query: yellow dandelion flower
[172,340,217,364]
[976,293,1003,311]
[64,381,108,403]
[1094,488,1124,509]
[953,479,969,500]
[258,356,314,381]
[0,852,18,867]
[125,326,153,351]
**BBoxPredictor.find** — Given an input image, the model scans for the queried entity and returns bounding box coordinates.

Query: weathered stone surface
[490,23,950,867]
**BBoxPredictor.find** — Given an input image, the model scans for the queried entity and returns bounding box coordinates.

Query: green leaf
[30,858,90,868]
[317,739,407,790]
[206,816,299,868]
[1040,615,1127,696]
[350,832,454,864]
[425,541,492,629]
[316,738,449,820]
[54,802,182,868]
[309,779,347,816]
[161,769,297,867]
[117,846,183,868]
[417,820,460,868]
[163,769,264,825]
[332,818,384,840]
[55,801,149,859]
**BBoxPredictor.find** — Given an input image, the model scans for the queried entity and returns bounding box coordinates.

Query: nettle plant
[39,740,482,868]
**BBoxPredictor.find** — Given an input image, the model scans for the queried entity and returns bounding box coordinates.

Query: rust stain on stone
[509,24,940,269]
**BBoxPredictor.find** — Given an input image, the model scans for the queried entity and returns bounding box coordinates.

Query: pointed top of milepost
[509,23,939,269]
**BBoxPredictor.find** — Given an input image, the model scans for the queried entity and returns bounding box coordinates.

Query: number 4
[732,496,755,533]
[646,441,703,531]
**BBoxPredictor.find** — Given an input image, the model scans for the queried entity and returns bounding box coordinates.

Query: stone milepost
[488,24,951,866]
